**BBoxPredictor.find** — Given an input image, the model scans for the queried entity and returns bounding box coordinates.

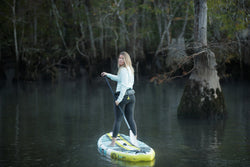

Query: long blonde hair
[118,51,134,74]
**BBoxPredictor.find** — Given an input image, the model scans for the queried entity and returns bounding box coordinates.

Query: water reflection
[101,157,156,167]
[0,79,250,167]
[177,119,226,167]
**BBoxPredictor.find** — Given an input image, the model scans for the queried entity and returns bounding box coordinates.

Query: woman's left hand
[115,100,120,106]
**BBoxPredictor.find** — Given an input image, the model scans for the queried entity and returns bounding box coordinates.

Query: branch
[154,3,180,57]
[150,49,206,84]
[75,36,89,59]
[51,0,69,53]
[41,55,69,72]
[165,65,195,82]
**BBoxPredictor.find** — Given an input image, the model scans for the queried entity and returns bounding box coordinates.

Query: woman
[101,51,137,146]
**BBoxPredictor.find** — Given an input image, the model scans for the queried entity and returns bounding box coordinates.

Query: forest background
[0,0,249,82]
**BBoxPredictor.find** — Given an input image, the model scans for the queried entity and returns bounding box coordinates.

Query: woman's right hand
[101,72,107,77]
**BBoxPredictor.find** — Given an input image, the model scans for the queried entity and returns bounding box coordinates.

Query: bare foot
[108,137,116,147]
[108,142,116,147]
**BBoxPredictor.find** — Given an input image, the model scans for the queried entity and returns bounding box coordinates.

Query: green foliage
[208,0,249,40]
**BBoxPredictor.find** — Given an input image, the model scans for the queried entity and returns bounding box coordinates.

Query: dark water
[0,78,249,167]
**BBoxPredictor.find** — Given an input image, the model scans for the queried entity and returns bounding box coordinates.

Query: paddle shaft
[104,76,132,130]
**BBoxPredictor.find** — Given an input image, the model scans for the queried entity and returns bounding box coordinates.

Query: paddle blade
[129,130,138,147]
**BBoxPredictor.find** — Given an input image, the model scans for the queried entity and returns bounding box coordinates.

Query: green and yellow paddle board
[97,132,155,162]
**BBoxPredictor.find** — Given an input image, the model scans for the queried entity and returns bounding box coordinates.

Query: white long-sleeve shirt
[106,67,134,103]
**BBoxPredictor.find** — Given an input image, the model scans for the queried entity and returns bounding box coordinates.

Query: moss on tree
[177,80,226,119]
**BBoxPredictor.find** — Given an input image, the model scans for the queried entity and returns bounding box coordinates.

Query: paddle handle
[104,76,132,130]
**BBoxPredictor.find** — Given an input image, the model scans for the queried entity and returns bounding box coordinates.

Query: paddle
[104,76,138,147]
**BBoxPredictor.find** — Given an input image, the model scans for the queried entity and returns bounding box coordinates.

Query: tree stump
[178,49,226,119]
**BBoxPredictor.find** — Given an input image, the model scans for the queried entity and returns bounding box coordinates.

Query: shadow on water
[0,78,250,167]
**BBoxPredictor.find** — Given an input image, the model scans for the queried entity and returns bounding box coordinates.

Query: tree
[177,0,226,119]
[5,0,20,81]
[0,0,247,81]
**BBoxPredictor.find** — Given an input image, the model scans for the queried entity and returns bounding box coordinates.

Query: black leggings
[112,94,137,138]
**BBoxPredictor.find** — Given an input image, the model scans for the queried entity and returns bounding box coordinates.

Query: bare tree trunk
[10,0,20,81]
[114,30,119,57]
[194,0,207,46]
[13,0,19,63]
[179,4,189,39]
[114,0,129,49]
[132,15,137,62]
[99,15,105,59]
[177,0,226,119]
[51,0,69,52]
[34,8,37,46]
[154,2,179,57]
[73,0,89,61]
[154,21,171,57]
[153,0,162,37]
[84,4,97,58]
[166,3,189,69]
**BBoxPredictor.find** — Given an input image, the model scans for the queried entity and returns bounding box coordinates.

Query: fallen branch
[150,49,206,84]
[41,55,69,72]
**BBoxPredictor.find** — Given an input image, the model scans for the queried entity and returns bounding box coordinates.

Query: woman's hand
[101,72,107,77]
[115,100,120,106]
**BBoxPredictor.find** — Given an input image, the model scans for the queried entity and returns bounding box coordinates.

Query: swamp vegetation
[0,0,249,82]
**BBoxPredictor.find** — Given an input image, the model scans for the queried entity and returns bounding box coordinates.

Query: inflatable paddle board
[97,132,155,162]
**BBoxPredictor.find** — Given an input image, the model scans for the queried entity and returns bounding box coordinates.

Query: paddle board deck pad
[97,132,155,162]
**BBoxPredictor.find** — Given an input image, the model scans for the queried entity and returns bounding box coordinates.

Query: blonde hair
[118,51,134,74]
